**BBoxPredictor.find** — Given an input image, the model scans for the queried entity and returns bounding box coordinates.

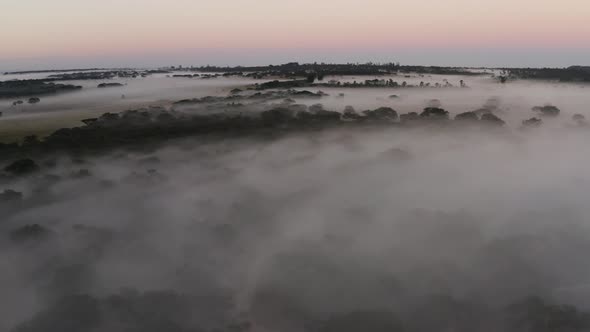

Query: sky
[1,0,590,70]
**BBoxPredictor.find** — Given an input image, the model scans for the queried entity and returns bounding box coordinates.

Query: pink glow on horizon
[1,0,590,60]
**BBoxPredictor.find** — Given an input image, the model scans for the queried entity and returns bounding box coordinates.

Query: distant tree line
[503,66,590,82]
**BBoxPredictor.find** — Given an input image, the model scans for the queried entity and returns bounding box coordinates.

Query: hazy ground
[0,72,256,141]
[2,71,590,332]
[2,72,588,142]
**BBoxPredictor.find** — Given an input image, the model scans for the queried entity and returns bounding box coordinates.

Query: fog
[2,73,590,139]
[0,73,258,142]
[0,72,257,116]
[2,74,590,331]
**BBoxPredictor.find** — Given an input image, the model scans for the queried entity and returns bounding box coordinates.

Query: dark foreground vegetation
[9,290,590,332]
[3,166,590,332]
[0,95,589,332]
[0,88,576,161]
[0,104,504,157]
[3,131,590,332]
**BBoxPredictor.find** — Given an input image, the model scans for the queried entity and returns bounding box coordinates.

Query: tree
[3,158,40,176]
[22,135,40,146]
[420,107,449,119]
[480,113,505,126]
[455,111,479,122]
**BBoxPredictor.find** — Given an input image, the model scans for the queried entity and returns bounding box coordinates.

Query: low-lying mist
[2,107,590,331]
[2,72,590,141]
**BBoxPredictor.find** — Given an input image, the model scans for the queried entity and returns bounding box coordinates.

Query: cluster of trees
[97,83,124,88]
[504,67,590,82]
[0,103,508,157]
[0,80,81,98]
[193,62,400,77]
[318,79,465,89]
[252,77,470,90]
[254,79,311,90]
[0,95,575,160]
[4,68,114,75]
[173,89,325,106]
[397,65,484,76]
[47,70,148,80]
[532,105,561,117]
[1,69,165,99]
[259,104,506,128]
[192,63,485,80]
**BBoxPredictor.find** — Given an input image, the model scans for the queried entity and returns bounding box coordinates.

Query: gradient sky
[1,0,590,70]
